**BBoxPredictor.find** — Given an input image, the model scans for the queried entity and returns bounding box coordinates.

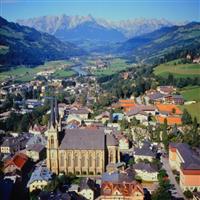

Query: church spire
[55,97,59,123]
[49,98,55,129]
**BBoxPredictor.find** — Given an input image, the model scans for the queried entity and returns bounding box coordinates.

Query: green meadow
[93,58,131,76]
[0,60,74,82]
[154,61,200,78]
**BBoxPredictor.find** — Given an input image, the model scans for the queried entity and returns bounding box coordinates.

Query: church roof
[59,128,105,150]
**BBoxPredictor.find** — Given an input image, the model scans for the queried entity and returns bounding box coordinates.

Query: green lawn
[178,85,200,122]
[179,102,200,123]
[0,60,74,82]
[93,58,131,76]
[180,86,200,101]
[154,61,200,78]
[53,69,75,78]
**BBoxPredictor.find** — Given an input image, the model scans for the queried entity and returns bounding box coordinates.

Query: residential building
[134,143,156,162]
[155,116,182,125]
[4,153,29,174]
[78,178,100,200]
[156,104,182,116]
[169,143,200,192]
[27,165,52,192]
[133,163,158,182]
[29,124,47,135]
[26,144,45,162]
[97,169,144,200]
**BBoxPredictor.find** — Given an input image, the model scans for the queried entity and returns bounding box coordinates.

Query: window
[50,136,54,148]
[89,155,92,167]
[60,153,64,167]
[68,154,71,166]
[110,152,114,163]
[96,154,100,167]
[82,155,85,167]
[74,154,78,167]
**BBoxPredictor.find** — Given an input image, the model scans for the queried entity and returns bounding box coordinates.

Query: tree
[183,190,193,199]
[120,119,130,130]
[182,109,192,125]
[162,119,169,150]
[128,158,135,166]
[20,113,30,132]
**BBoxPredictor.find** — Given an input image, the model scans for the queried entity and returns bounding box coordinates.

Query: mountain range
[0,17,84,70]
[118,22,200,62]
[17,15,186,42]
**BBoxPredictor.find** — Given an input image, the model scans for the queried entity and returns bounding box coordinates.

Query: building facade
[46,99,120,175]
[169,143,200,192]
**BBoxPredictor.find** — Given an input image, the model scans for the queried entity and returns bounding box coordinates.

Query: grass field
[178,85,200,122]
[179,102,200,123]
[0,60,74,82]
[180,86,200,101]
[93,58,131,76]
[53,69,75,78]
[154,61,200,78]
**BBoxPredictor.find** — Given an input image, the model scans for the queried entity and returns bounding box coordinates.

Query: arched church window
[89,155,92,167]
[50,136,54,148]
[74,154,78,167]
[110,152,114,163]
[68,154,71,166]
[60,153,64,167]
[97,154,100,167]
[82,155,85,167]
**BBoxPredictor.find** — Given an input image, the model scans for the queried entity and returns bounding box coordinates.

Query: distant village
[0,56,200,200]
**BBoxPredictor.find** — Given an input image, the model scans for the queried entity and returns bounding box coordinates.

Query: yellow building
[46,99,120,175]
[26,144,45,162]
[27,165,52,192]
[133,163,158,182]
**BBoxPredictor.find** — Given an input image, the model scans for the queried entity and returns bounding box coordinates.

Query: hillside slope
[118,22,200,62]
[0,17,84,70]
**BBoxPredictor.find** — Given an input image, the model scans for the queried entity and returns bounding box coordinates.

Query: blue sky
[1,0,199,22]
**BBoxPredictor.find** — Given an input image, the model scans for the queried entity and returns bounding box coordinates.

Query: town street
[162,156,186,200]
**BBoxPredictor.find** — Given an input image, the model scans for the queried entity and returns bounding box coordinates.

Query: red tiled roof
[156,104,182,115]
[156,116,182,125]
[4,153,28,170]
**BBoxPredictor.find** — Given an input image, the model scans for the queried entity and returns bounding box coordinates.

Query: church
[46,99,120,175]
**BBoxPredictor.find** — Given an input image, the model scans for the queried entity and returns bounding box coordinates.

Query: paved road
[162,156,186,200]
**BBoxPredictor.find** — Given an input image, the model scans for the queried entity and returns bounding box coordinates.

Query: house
[113,99,136,112]
[106,162,126,173]
[126,105,155,123]
[27,165,52,192]
[97,169,144,200]
[164,95,184,105]
[26,144,45,162]
[117,134,130,151]
[1,137,20,154]
[4,153,29,174]
[66,114,82,126]
[156,104,182,116]
[95,111,110,124]
[155,116,182,125]
[133,162,158,182]
[134,143,156,162]
[26,134,47,148]
[157,86,176,95]
[112,113,124,122]
[145,92,165,104]
[29,124,47,135]
[78,178,100,200]
[169,143,200,192]
[69,107,90,120]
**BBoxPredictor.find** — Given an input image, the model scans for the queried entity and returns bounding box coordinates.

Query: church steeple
[55,97,59,124]
[49,98,56,129]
